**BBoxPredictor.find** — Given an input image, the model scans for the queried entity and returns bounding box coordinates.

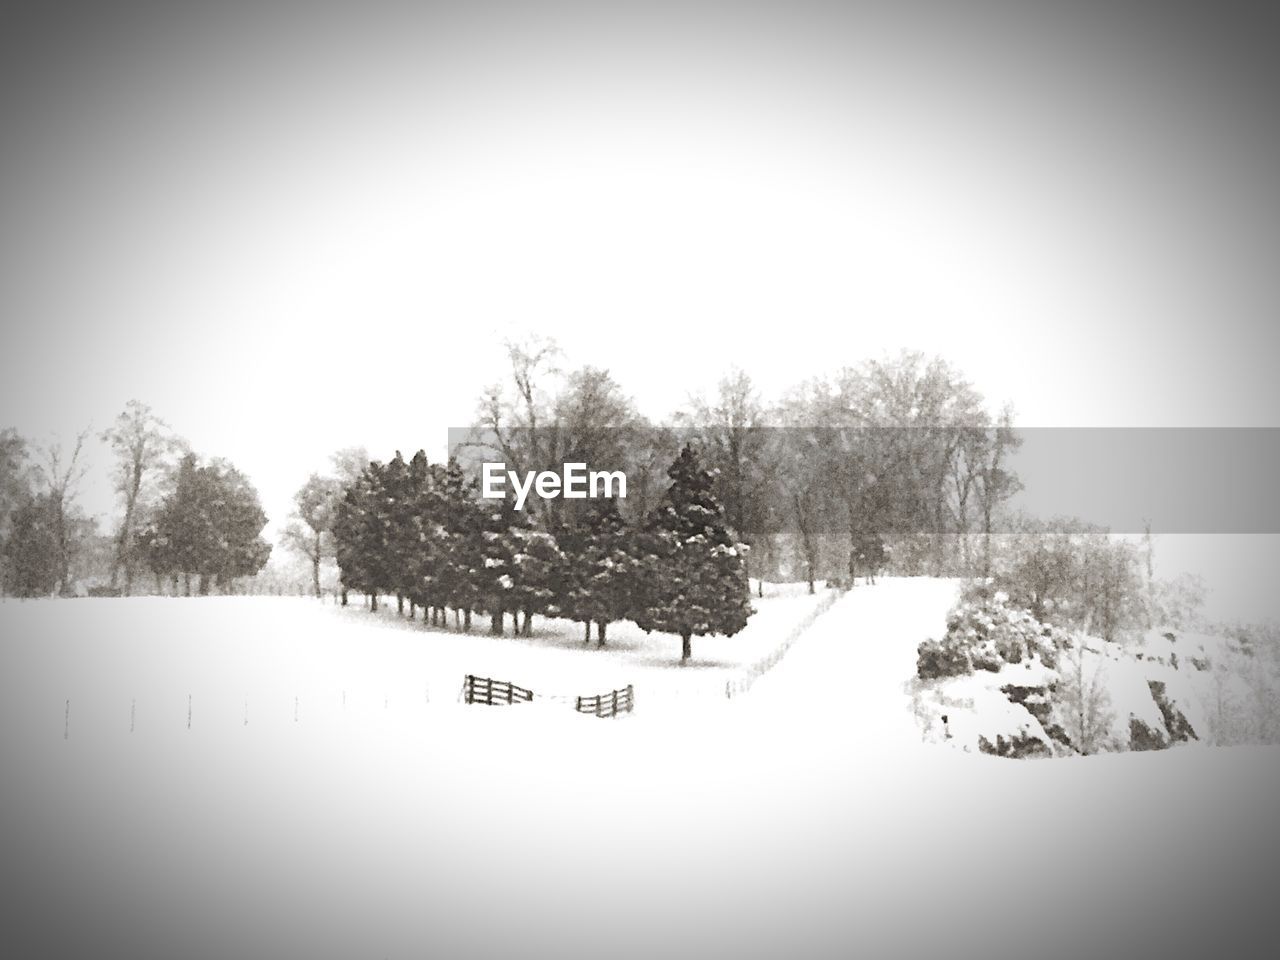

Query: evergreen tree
[507,516,566,636]
[564,497,634,646]
[439,456,482,631]
[332,475,365,602]
[634,445,753,662]
[136,454,271,594]
[476,496,522,635]
[381,451,416,614]
[333,462,385,608]
[404,451,435,620]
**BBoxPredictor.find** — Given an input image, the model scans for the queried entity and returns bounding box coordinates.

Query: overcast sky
[2,1,1278,616]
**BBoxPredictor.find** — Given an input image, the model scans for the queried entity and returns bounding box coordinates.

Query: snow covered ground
[0,581,829,739]
[2,580,1277,958]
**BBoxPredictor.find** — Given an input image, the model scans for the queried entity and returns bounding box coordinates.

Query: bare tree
[101,401,180,594]
[472,336,562,479]
[281,473,342,597]
[0,429,31,595]
[470,338,644,527]
[775,391,830,594]
[1053,639,1116,756]
[972,405,1022,578]
[35,430,91,596]
[330,447,370,488]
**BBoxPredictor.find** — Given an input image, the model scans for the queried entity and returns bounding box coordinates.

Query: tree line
[279,343,1034,611]
[329,443,752,662]
[0,402,271,597]
[3,340,1164,653]
[456,338,1023,593]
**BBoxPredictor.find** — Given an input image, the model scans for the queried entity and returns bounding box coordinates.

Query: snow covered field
[2,580,1277,958]
[0,581,829,741]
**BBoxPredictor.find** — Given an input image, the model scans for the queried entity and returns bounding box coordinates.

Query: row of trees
[462,339,1022,594]
[330,444,752,661]
[1,403,272,597]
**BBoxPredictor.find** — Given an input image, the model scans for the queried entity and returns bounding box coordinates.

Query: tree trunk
[183,573,191,597]
[408,602,415,621]
[464,609,472,632]
[584,620,591,644]
[454,609,461,629]
[597,620,607,647]
[341,587,348,607]
[681,632,692,662]
[371,593,378,612]
[396,594,404,615]
[312,557,321,598]
[491,608,503,635]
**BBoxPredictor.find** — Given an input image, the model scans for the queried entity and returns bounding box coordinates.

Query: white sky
[2,2,1277,618]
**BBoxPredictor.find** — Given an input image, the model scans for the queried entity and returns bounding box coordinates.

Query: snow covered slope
[2,583,1277,959]
[740,577,963,752]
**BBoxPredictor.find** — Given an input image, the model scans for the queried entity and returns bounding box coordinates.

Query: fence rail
[724,586,846,699]
[575,684,634,718]
[462,674,534,706]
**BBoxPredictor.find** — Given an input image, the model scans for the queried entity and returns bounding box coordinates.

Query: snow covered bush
[916,587,1064,681]
[916,637,971,680]
[1128,717,1168,751]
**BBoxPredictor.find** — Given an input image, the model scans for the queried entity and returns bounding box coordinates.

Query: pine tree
[565,497,634,646]
[634,445,753,662]
[381,451,416,614]
[477,497,523,635]
[503,516,561,636]
[136,454,271,595]
[402,451,427,619]
[333,461,387,609]
[439,456,482,631]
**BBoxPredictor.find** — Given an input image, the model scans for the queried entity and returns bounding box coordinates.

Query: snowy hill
[908,589,1280,759]
[2,582,1279,958]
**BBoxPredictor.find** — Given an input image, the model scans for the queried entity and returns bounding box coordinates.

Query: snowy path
[738,578,961,751]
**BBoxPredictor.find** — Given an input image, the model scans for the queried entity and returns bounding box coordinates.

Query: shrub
[1129,717,1169,752]
[978,732,1053,759]
[917,637,971,680]
[935,586,1065,676]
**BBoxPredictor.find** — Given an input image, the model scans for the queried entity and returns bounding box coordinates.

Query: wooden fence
[575,684,634,718]
[462,674,534,705]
